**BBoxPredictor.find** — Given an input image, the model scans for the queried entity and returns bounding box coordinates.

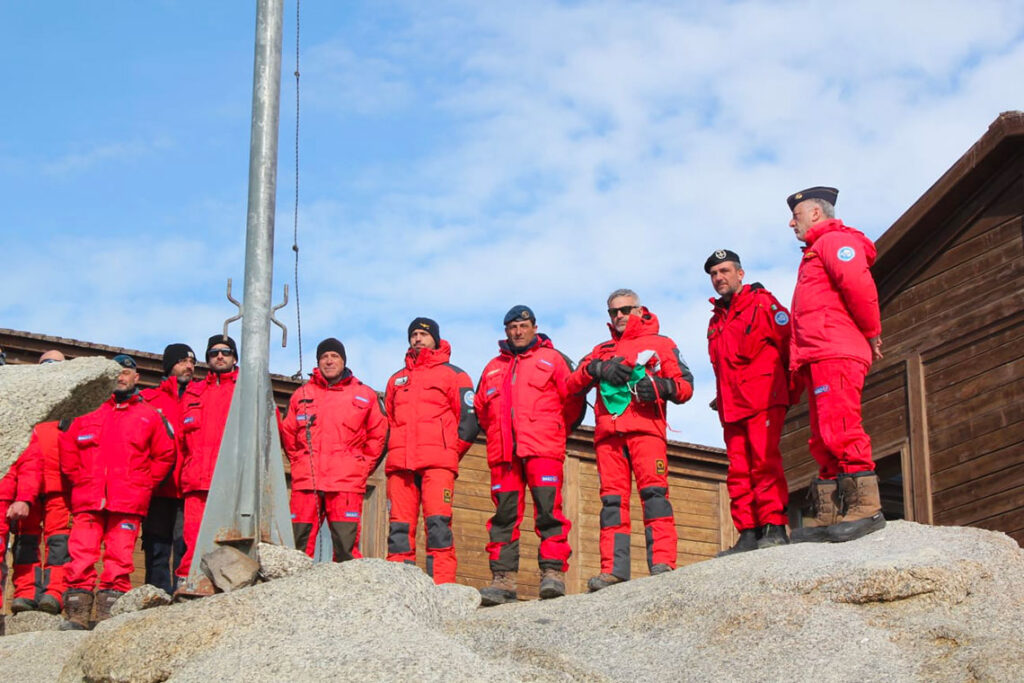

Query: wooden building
[0,328,732,599]
[782,111,1024,546]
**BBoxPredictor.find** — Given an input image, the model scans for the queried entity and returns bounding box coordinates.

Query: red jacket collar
[608,307,660,341]
[310,367,355,389]
[803,218,846,246]
[498,333,552,357]
[405,339,452,369]
[204,367,239,385]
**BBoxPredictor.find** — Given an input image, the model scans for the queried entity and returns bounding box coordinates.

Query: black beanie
[162,343,196,376]
[316,337,346,362]
[407,317,440,348]
[206,334,238,359]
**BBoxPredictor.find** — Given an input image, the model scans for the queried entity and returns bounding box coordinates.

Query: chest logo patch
[464,390,476,407]
[814,384,830,395]
[394,376,409,386]
[837,246,856,262]
[774,311,789,326]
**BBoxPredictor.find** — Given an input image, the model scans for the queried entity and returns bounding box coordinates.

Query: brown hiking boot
[538,568,566,600]
[791,478,839,543]
[61,589,94,631]
[479,571,518,606]
[37,594,62,615]
[586,573,625,592]
[828,472,886,543]
[94,589,124,623]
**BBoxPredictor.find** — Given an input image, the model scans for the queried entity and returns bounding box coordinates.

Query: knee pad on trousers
[46,534,71,566]
[531,486,563,540]
[388,522,412,555]
[613,533,631,580]
[640,487,672,520]
[12,534,40,565]
[600,495,622,528]
[328,522,359,562]
[292,523,314,554]
[425,515,453,550]
[489,492,519,543]
[645,527,654,568]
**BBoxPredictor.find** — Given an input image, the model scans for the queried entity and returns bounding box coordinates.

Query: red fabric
[65,511,142,592]
[59,394,175,516]
[176,490,208,579]
[280,369,387,493]
[290,490,363,559]
[595,433,677,576]
[0,501,38,601]
[141,376,187,498]
[0,510,8,607]
[386,468,457,584]
[566,308,694,440]
[42,491,71,599]
[0,424,45,503]
[802,359,874,478]
[723,406,789,529]
[180,369,238,493]
[384,340,478,474]
[708,284,792,423]
[475,335,584,466]
[486,456,571,572]
[790,219,881,371]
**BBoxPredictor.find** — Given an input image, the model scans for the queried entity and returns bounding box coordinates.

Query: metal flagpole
[184,0,294,593]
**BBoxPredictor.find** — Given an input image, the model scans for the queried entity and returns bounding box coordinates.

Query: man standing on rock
[140,343,196,593]
[59,354,175,628]
[175,335,239,587]
[281,338,387,561]
[567,289,694,591]
[705,250,792,556]
[787,186,885,543]
[474,306,585,604]
[384,318,478,584]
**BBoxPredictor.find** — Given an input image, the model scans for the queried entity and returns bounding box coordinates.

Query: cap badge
[714,250,727,259]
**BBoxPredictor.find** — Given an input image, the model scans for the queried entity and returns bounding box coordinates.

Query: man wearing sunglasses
[175,335,239,588]
[567,289,694,591]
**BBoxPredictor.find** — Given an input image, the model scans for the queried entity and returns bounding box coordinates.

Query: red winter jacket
[0,425,45,504]
[475,334,585,467]
[708,284,791,424]
[141,376,188,499]
[59,393,176,516]
[384,340,479,475]
[790,220,881,371]
[567,308,694,441]
[281,368,388,494]
[180,369,237,493]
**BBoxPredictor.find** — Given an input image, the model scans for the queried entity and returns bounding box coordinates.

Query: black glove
[635,375,675,402]
[587,356,631,386]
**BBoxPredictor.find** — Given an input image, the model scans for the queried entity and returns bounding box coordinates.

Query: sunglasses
[607,305,638,318]
[208,348,235,358]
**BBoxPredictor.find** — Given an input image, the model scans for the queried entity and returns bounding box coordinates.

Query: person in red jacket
[567,290,694,591]
[705,250,792,556]
[0,420,45,623]
[140,343,195,594]
[474,305,585,605]
[787,186,885,544]
[281,338,387,561]
[175,335,239,585]
[384,317,478,584]
[59,354,175,629]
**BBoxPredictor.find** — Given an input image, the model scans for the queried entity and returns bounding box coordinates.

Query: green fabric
[598,364,648,415]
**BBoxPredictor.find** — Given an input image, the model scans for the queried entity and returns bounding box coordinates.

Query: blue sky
[3,1,1023,448]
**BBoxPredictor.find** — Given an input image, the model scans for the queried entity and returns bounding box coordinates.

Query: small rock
[111,584,172,615]
[257,542,314,580]
[4,610,63,635]
[438,582,483,617]
[201,545,260,592]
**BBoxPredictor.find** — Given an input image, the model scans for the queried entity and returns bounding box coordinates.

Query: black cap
[787,186,838,211]
[316,337,346,362]
[206,334,238,359]
[162,343,196,376]
[408,317,440,348]
[503,305,536,326]
[703,249,741,274]
[112,354,137,369]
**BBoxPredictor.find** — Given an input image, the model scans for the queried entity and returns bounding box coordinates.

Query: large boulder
[0,357,120,469]
[0,630,88,680]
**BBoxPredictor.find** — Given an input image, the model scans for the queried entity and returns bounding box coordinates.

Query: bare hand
[869,335,884,361]
[6,501,29,521]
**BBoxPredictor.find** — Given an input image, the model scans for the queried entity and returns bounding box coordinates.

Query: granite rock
[257,542,314,580]
[110,584,173,616]
[202,545,261,593]
[3,610,63,635]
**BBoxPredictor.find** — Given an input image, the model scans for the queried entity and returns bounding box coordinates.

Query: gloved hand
[634,375,675,402]
[587,356,631,385]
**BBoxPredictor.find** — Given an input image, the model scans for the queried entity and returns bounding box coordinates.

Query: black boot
[716,529,759,557]
[757,524,790,549]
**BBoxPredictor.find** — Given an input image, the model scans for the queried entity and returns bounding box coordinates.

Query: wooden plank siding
[781,112,1024,546]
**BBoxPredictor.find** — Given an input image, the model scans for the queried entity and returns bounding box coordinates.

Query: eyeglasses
[607,305,638,318]
[208,348,235,358]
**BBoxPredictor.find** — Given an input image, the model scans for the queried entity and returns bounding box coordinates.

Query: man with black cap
[59,354,175,628]
[384,318,478,584]
[704,250,792,556]
[474,306,585,604]
[140,343,196,593]
[280,338,387,562]
[786,186,885,543]
[175,335,239,586]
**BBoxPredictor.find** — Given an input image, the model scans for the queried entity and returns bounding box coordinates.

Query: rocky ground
[0,520,1021,682]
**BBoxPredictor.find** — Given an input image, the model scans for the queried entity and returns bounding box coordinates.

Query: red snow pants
[801,359,874,479]
[176,490,208,580]
[65,511,142,592]
[290,490,363,562]
[386,468,456,584]
[723,405,789,530]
